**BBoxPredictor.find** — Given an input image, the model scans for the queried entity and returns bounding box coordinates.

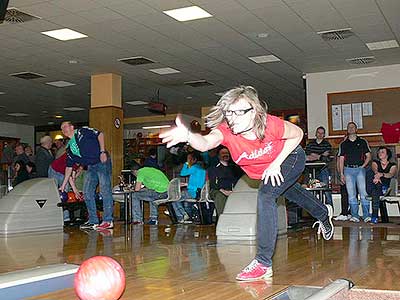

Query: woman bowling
[160,85,333,281]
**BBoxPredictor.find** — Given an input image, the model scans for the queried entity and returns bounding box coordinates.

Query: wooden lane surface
[0,224,399,299]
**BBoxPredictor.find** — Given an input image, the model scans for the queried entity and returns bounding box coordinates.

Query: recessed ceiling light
[163,6,212,22]
[0,92,5,95]
[248,55,281,64]
[68,60,78,64]
[186,96,193,100]
[142,125,171,129]
[8,113,29,117]
[63,107,85,111]
[42,110,48,113]
[41,28,88,41]
[126,101,148,106]
[55,115,63,119]
[366,39,399,50]
[215,92,225,96]
[0,105,5,109]
[45,81,76,87]
[48,121,55,125]
[149,67,181,75]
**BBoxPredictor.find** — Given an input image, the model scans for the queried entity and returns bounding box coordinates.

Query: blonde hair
[205,85,268,140]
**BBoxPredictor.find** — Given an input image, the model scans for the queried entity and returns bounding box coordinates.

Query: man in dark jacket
[208,147,242,216]
[35,136,54,177]
[60,121,113,231]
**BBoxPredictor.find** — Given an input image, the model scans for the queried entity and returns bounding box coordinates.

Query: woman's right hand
[160,117,189,148]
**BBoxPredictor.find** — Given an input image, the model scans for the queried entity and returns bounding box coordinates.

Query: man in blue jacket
[60,121,114,230]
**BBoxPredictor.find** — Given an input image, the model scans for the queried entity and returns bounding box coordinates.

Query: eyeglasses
[223,107,253,117]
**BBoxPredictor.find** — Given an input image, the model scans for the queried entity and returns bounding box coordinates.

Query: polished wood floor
[1,222,400,299]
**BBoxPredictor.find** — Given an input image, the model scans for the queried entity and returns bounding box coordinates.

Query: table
[305,186,332,204]
[305,161,327,179]
[112,189,134,224]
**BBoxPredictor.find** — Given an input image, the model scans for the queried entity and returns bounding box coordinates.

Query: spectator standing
[36,136,54,177]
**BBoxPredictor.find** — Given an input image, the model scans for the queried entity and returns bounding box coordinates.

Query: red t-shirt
[217,114,285,179]
[51,152,79,174]
[51,152,68,174]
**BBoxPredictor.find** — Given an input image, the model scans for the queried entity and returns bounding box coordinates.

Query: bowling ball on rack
[74,256,126,300]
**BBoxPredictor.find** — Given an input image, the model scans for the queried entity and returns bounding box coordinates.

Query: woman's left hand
[262,163,284,187]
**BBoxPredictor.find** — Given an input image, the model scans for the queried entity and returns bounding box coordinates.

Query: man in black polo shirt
[305,126,333,205]
[338,122,371,222]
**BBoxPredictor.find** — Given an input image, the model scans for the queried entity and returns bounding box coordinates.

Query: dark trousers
[339,184,350,216]
[210,190,228,216]
[371,182,389,222]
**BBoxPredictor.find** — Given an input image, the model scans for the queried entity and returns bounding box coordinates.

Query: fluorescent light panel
[41,28,88,41]
[149,67,180,75]
[163,6,212,22]
[142,125,171,129]
[126,101,148,106]
[63,107,85,111]
[248,55,280,63]
[215,92,225,96]
[46,81,76,87]
[0,92,5,95]
[366,40,399,50]
[8,113,29,117]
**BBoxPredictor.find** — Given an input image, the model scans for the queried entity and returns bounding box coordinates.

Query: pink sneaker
[236,259,273,281]
[96,221,114,230]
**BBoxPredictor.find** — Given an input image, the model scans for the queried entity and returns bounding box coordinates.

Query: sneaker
[364,216,371,223]
[236,259,273,281]
[349,216,360,223]
[371,217,378,224]
[79,221,98,230]
[96,221,114,230]
[132,221,144,225]
[147,219,158,225]
[312,204,334,240]
[333,214,349,221]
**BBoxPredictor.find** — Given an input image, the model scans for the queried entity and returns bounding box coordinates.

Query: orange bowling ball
[67,191,84,203]
[74,256,126,300]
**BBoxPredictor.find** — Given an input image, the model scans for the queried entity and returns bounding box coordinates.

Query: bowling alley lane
[1,224,400,299]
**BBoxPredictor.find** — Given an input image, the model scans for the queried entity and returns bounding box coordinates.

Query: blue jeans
[344,167,369,219]
[84,159,113,224]
[317,168,332,206]
[132,189,167,222]
[256,146,328,267]
[371,182,388,218]
[48,166,69,190]
[172,190,192,221]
